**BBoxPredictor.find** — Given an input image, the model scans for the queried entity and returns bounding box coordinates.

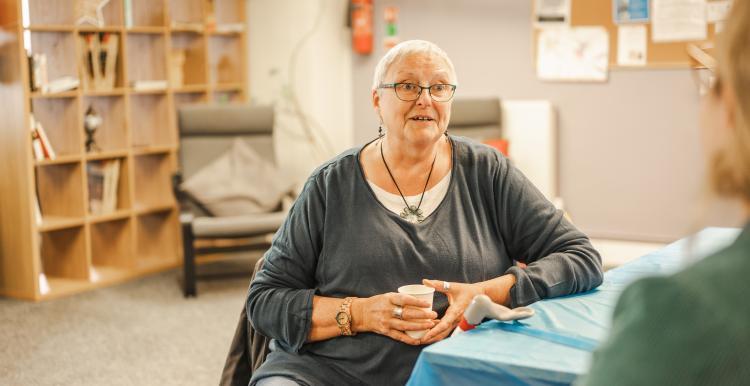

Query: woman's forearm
[307,295,358,342]
[477,274,517,307]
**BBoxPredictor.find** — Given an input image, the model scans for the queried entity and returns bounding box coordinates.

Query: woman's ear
[372,89,380,110]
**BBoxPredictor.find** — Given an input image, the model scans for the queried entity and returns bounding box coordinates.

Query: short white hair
[371,40,457,91]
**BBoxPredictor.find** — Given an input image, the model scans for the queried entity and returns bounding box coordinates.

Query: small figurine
[451,294,535,336]
[84,105,103,152]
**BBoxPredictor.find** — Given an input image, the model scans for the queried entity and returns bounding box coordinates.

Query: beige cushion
[182,138,289,216]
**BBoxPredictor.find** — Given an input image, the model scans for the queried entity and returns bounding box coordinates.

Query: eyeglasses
[687,43,720,96]
[379,82,457,102]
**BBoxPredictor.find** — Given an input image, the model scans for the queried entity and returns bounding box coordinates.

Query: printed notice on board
[706,0,732,23]
[534,0,571,26]
[537,27,609,82]
[613,0,650,23]
[617,25,648,66]
[652,0,707,42]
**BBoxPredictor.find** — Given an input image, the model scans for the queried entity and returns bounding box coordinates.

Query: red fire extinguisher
[351,0,373,55]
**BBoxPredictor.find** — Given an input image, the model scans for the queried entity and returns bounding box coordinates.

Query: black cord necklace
[380,138,438,224]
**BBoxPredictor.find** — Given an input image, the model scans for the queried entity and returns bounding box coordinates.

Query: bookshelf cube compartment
[83,96,127,152]
[169,32,207,86]
[129,93,172,147]
[31,97,82,156]
[174,92,207,108]
[79,32,124,91]
[125,33,167,85]
[91,218,133,268]
[129,0,166,27]
[27,0,76,25]
[213,0,244,24]
[132,153,175,210]
[40,226,88,280]
[136,210,179,264]
[36,162,86,219]
[213,90,243,104]
[169,0,204,25]
[29,31,78,85]
[208,35,242,84]
[86,157,130,215]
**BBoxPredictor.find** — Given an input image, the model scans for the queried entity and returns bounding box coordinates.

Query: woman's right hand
[351,293,437,345]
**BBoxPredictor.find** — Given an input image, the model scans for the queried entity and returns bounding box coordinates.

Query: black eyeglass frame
[378,82,457,102]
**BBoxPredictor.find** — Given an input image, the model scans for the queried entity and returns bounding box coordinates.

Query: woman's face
[372,52,454,146]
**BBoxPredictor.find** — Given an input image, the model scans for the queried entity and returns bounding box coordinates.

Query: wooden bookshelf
[0,0,247,301]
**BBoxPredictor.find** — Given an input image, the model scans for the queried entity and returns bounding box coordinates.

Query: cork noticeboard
[534,0,719,69]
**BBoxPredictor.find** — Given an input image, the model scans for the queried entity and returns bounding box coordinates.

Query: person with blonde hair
[579,2,750,384]
[247,39,603,386]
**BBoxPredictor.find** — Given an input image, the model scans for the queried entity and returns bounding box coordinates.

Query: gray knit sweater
[247,136,603,386]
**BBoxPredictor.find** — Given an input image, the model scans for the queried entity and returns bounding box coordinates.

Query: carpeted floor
[0,258,257,386]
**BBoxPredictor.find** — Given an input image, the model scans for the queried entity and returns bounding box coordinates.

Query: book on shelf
[33,192,42,226]
[80,32,119,91]
[124,0,133,28]
[88,162,104,214]
[44,76,80,94]
[28,53,48,92]
[131,80,168,91]
[29,114,56,160]
[88,159,120,215]
[103,159,120,213]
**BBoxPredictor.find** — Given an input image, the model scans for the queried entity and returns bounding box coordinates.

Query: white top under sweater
[367,171,452,220]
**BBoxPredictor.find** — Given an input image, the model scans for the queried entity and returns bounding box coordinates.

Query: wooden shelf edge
[38,261,178,301]
[35,155,82,166]
[132,146,175,156]
[135,204,176,216]
[31,90,78,99]
[83,89,126,97]
[86,150,129,161]
[27,25,76,32]
[38,216,85,232]
[88,210,131,224]
[126,26,166,34]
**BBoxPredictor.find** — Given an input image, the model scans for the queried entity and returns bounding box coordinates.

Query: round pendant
[399,205,425,224]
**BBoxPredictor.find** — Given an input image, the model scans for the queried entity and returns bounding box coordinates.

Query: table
[407,228,740,386]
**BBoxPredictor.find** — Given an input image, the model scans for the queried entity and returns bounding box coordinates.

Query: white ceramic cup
[397,284,436,339]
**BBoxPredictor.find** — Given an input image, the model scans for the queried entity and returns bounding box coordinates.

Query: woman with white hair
[579,2,750,385]
[247,40,603,385]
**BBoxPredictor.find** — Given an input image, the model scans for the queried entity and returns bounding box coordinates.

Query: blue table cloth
[407,228,741,386]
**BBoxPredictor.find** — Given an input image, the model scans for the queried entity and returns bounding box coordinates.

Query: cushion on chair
[192,212,287,238]
[181,138,291,216]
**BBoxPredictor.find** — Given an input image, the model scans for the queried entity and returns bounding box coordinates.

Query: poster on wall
[536,27,610,82]
[613,0,650,23]
[652,0,707,42]
[534,0,571,27]
[617,25,648,66]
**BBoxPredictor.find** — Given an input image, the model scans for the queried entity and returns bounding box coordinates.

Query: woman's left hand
[419,279,485,344]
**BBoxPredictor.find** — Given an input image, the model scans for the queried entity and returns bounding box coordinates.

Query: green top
[579,222,750,385]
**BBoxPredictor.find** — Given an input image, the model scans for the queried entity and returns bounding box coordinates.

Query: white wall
[351,0,741,242]
[247,0,353,185]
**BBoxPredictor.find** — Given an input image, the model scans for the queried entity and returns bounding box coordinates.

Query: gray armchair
[175,104,286,297]
[449,97,502,140]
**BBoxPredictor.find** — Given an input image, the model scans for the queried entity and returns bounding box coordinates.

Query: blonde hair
[711,0,750,200]
[371,40,457,91]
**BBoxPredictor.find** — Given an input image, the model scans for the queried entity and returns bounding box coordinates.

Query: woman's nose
[416,87,432,106]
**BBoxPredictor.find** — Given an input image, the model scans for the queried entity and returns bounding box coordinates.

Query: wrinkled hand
[353,292,437,345]
[419,279,485,344]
